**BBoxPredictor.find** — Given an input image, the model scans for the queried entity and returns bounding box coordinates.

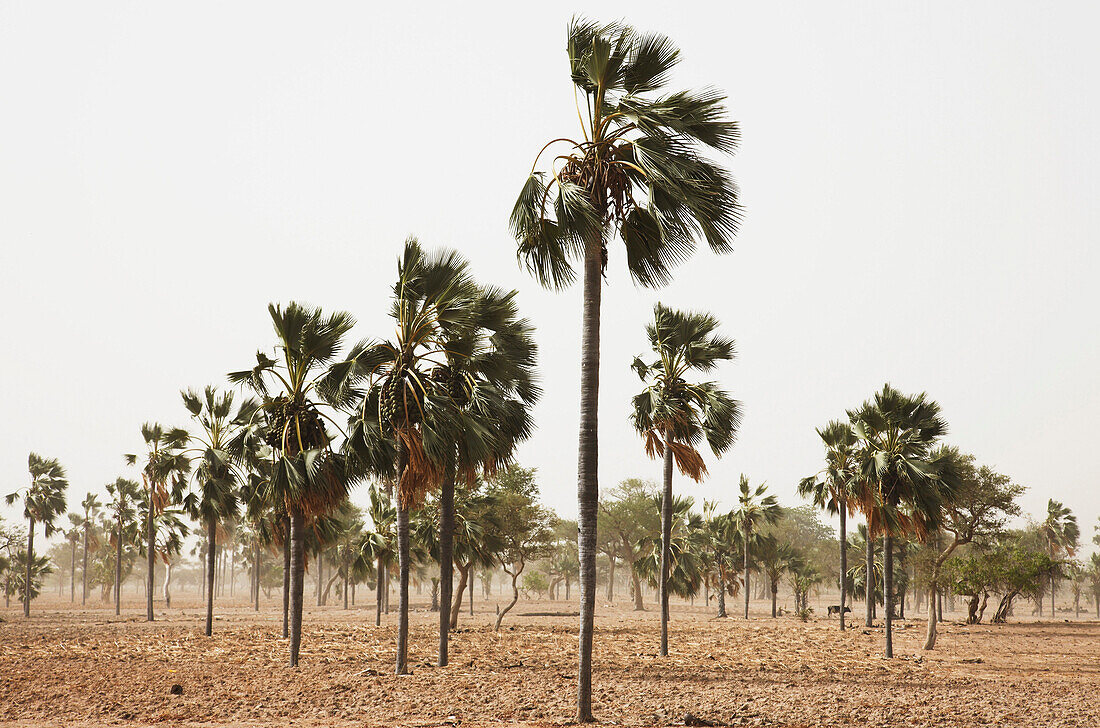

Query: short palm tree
[230,302,357,667]
[180,385,260,636]
[631,303,739,654]
[125,424,190,621]
[756,534,798,618]
[798,420,859,629]
[5,453,69,617]
[733,475,781,619]
[848,384,959,657]
[1040,498,1079,616]
[363,484,396,627]
[63,513,81,602]
[104,477,141,615]
[700,500,740,618]
[134,492,189,607]
[510,18,741,721]
[79,493,101,606]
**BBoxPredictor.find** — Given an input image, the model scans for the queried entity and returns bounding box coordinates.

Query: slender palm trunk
[575,243,602,723]
[658,435,674,657]
[288,508,305,667]
[70,539,76,602]
[865,532,874,626]
[205,518,216,636]
[395,502,410,675]
[717,570,727,617]
[437,468,455,668]
[839,509,847,630]
[145,500,155,621]
[254,538,261,612]
[743,524,750,620]
[282,515,290,638]
[884,535,894,658]
[115,514,123,616]
[82,525,89,606]
[24,519,34,617]
[375,556,384,627]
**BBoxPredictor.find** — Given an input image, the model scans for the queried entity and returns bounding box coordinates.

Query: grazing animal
[827,605,852,616]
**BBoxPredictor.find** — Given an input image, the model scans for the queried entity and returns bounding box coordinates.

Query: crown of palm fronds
[512,18,740,289]
[5,453,69,536]
[847,384,960,541]
[345,239,540,510]
[798,420,859,517]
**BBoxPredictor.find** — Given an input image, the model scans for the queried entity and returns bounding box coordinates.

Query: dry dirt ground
[1,593,1098,728]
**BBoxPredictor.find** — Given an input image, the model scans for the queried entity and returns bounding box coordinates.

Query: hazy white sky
[2,2,1097,554]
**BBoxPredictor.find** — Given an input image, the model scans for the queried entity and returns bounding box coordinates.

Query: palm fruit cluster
[380,369,425,428]
[264,395,327,453]
[431,364,472,407]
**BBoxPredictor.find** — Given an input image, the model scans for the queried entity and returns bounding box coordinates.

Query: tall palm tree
[848,384,958,658]
[733,475,781,619]
[345,239,537,672]
[510,18,741,721]
[5,453,69,617]
[630,303,740,655]
[1040,498,1079,617]
[104,477,141,615]
[230,302,357,667]
[125,424,190,622]
[799,421,859,630]
[79,493,101,606]
[180,386,260,636]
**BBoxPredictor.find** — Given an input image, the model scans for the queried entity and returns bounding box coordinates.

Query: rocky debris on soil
[169,684,183,695]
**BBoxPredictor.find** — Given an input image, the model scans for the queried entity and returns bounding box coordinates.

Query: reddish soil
[1,594,1097,727]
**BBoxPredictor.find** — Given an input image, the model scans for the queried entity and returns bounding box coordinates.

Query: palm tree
[344,240,537,673]
[630,303,740,655]
[125,424,190,622]
[5,453,69,617]
[510,18,741,721]
[1039,498,1079,617]
[635,494,709,603]
[104,477,141,615]
[700,500,740,618]
[756,534,797,618]
[64,513,81,602]
[230,302,357,667]
[733,475,781,619]
[848,384,958,658]
[363,484,396,627]
[799,421,859,630]
[180,386,260,636]
[79,493,101,606]
[134,492,189,608]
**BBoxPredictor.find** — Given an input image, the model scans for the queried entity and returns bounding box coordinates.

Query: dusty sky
[2,2,1097,555]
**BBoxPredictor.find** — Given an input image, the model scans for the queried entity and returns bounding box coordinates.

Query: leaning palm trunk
[24,519,34,617]
[884,535,894,658]
[205,518,216,636]
[658,437,674,656]
[288,509,305,667]
[395,503,410,675]
[575,244,602,723]
[449,562,470,629]
[439,467,454,665]
[146,503,155,621]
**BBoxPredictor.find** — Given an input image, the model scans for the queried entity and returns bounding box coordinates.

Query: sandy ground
[1,592,1098,728]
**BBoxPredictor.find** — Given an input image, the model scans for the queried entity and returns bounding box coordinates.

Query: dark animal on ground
[827,605,852,616]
